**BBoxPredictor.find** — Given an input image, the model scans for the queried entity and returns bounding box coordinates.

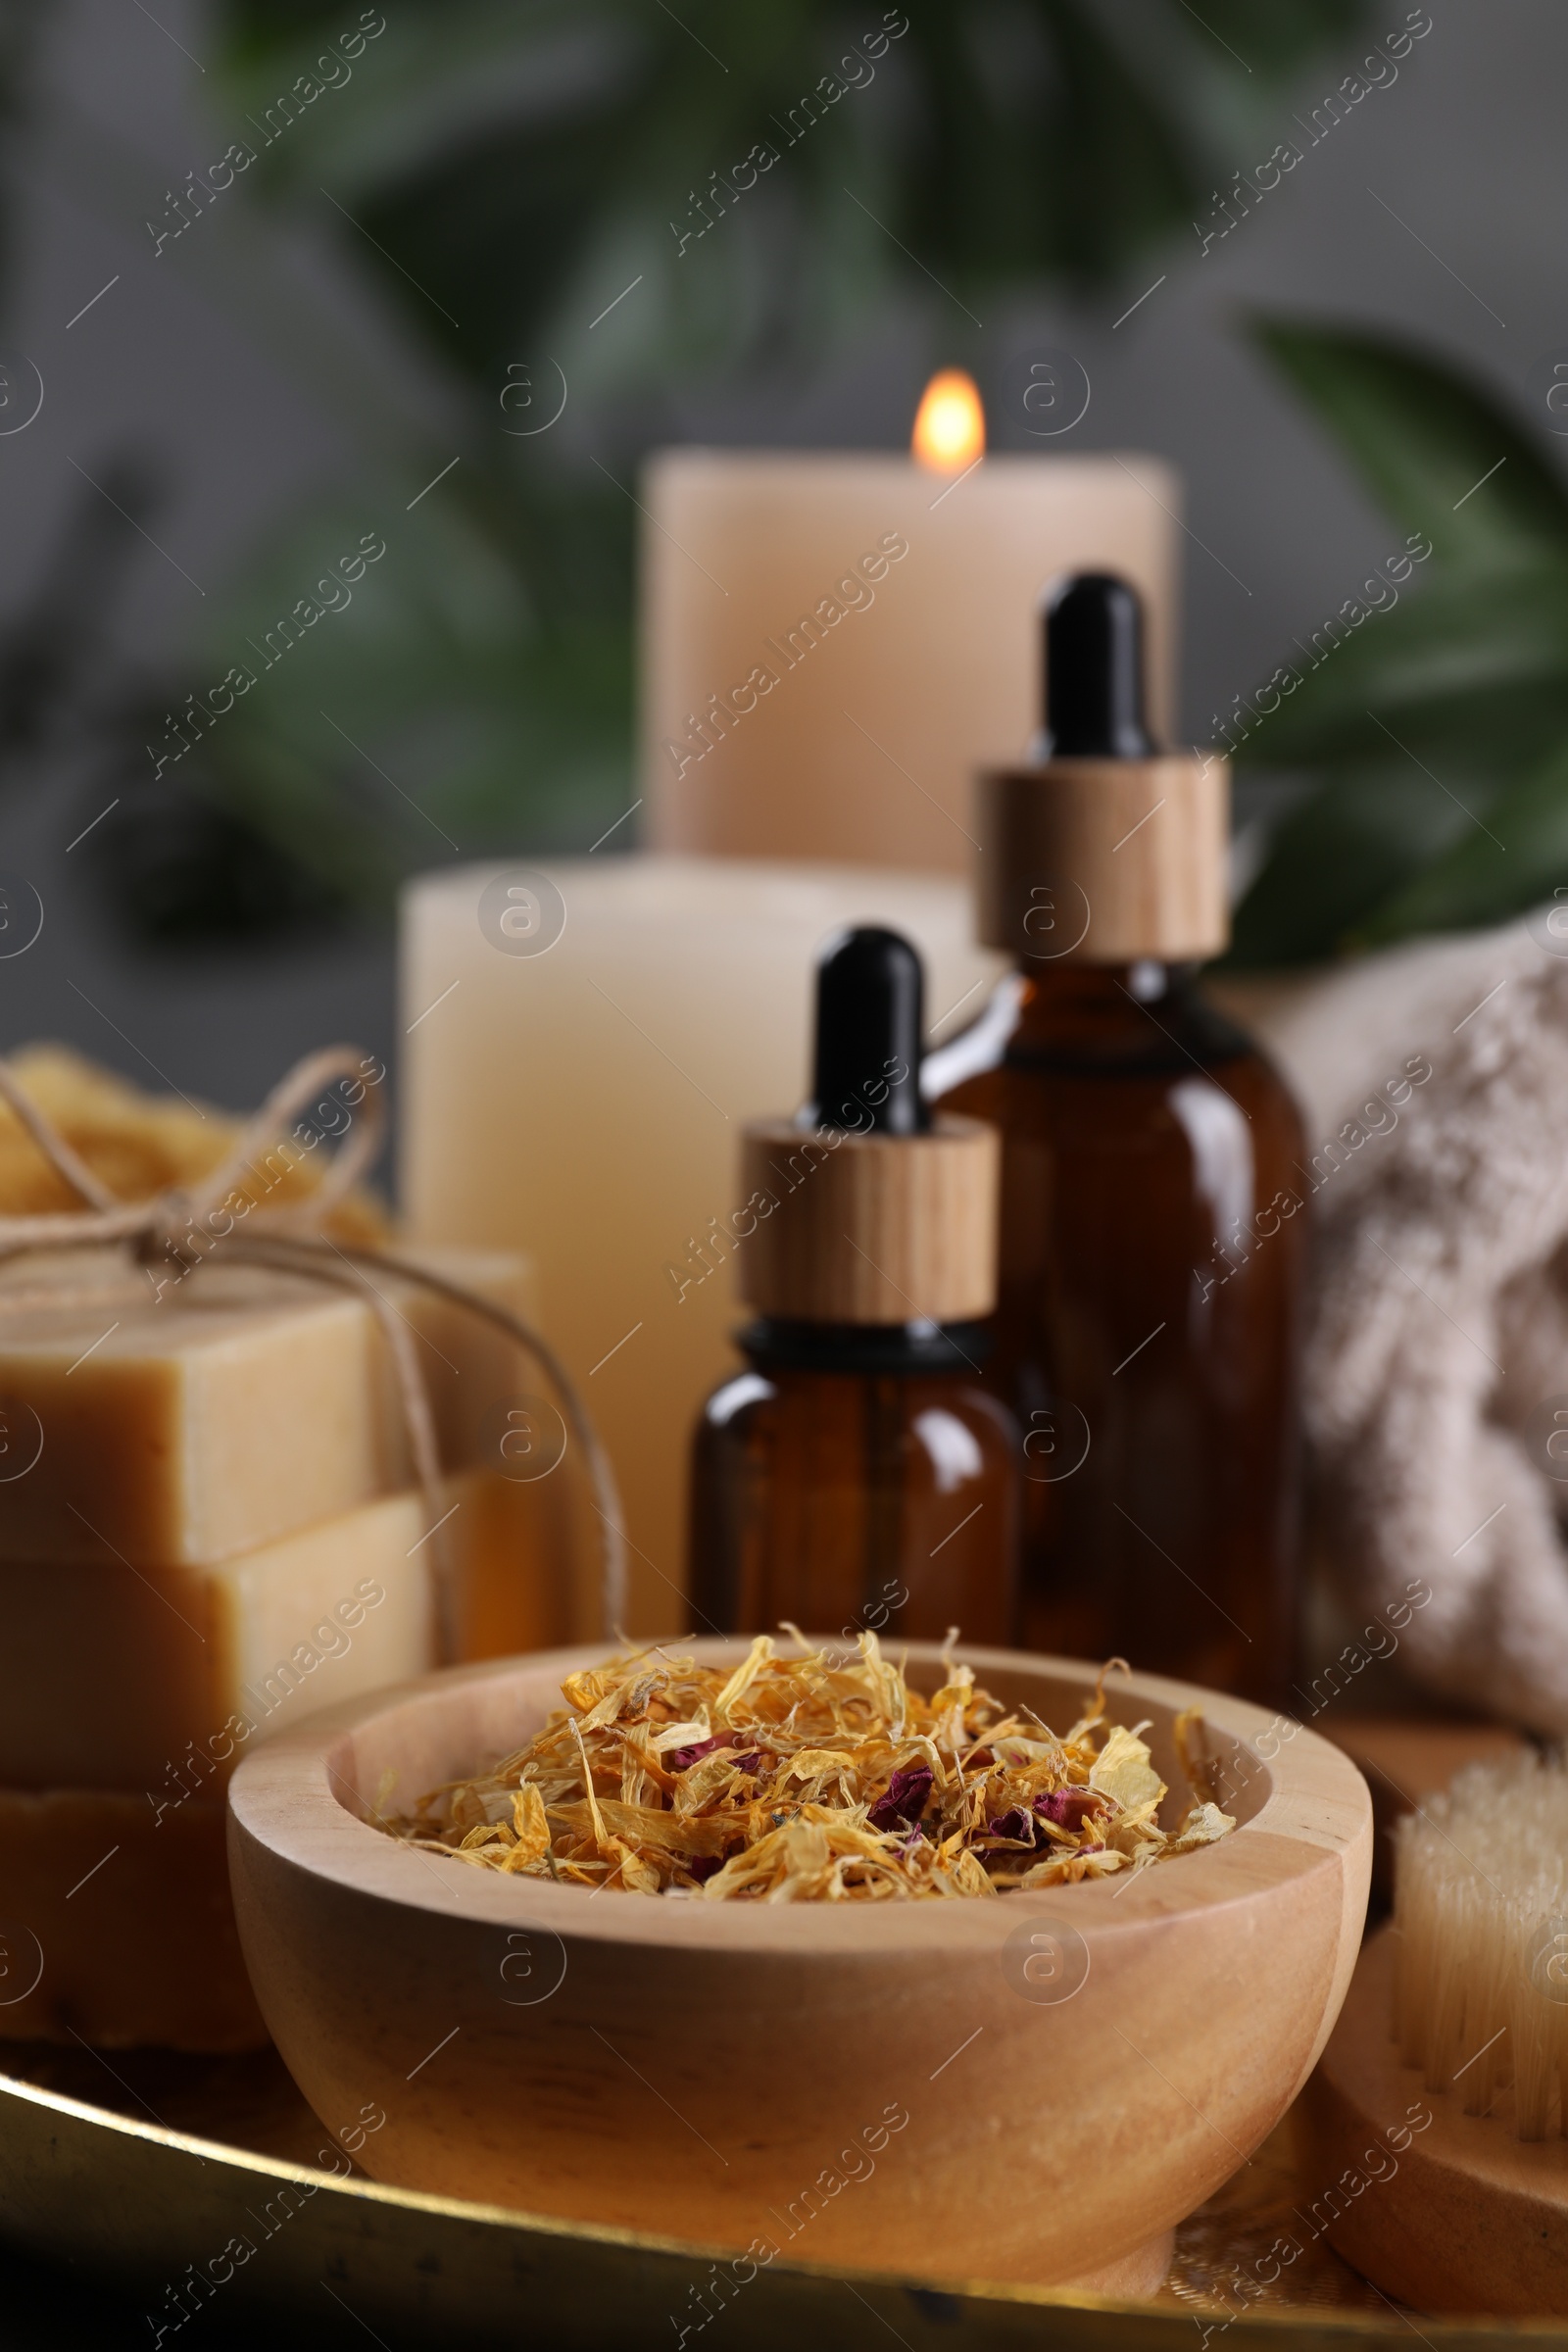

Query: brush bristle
[1394,1750,1568,2139]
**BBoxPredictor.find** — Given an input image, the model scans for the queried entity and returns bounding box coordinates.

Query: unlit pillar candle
[400,857,1004,1632]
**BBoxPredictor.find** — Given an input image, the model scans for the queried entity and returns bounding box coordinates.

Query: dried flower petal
[377,1642,1235,1900]
[1034,1788,1109,1832]
[508,1783,552,1869]
[867,1765,934,1833]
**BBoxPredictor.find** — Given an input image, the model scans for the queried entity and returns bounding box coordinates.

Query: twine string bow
[0,1045,626,1653]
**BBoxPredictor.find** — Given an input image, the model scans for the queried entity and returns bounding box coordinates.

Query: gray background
[0,0,1554,1145]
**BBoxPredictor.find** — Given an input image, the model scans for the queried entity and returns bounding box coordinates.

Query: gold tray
[0,2042,1557,2348]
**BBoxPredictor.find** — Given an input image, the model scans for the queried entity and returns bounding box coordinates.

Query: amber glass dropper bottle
[689,927,1019,1644]
[934,574,1305,1704]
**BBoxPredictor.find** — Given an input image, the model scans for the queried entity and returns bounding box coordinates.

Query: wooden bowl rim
[227,1640,1369,1957]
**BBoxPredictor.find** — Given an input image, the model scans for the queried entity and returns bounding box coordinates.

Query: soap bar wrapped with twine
[0,1044,625,1652]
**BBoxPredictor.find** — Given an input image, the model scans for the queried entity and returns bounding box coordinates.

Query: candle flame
[910,368,985,472]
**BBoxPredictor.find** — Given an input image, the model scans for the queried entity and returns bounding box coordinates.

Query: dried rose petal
[987,1808,1036,1843]
[1035,1788,1108,1832]
[868,1764,934,1833]
[667,1736,726,1772]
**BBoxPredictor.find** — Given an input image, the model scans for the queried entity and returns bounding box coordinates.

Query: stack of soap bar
[0,1250,544,1560]
[0,1488,435,1790]
[0,1245,584,2049]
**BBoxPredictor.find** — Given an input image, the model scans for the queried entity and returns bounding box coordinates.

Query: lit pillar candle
[400,858,1004,1634]
[641,372,1180,871]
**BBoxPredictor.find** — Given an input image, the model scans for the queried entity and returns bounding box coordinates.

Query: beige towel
[1224,918,1568,1733]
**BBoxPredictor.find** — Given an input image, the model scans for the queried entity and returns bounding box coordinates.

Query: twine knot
[0,1044,624,1654]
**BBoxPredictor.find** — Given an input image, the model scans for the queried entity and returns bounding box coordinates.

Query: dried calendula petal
[952,1848,999,1898]
[376,1642,1236,1900]
[1173,1705,1230,1808]
[1163,1800,1237,1855]
[1088,1724,1164,1816]
[603,1837,662,1896]
[509,1783,552,1868]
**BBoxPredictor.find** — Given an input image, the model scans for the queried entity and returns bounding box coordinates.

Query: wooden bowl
[226,1642,1370,2295]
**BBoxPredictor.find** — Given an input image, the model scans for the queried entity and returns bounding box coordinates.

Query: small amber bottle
[934,576,1306,1704]
[689,928,1019,1644]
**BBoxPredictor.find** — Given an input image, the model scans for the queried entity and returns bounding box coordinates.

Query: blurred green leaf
[1354,738,1568,945]
[228,0,1373,319]
[104,0,1374,935]
[1248,563,1568,760]
[1229,760,1476,965]
[108,481,634,913]
[1231,320,1568,964]
[1251,319,1568,569]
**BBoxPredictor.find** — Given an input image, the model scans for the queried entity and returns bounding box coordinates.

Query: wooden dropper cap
[739,928,998,1327]
[977,572,1229,965]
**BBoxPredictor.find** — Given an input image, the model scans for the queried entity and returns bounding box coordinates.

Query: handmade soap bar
[0,1259,381,1566]
[0,1788,266,2049]
[0,1488,435,1792]
[0,1246,539,1567]
[0,1465,587,1794]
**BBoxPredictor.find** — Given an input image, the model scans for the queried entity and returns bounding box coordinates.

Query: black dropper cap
[1034,571,1157,760]
[808,927,929,1136]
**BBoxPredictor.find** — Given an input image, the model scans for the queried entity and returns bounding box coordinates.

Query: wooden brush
[1313,1746,1568,2314]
